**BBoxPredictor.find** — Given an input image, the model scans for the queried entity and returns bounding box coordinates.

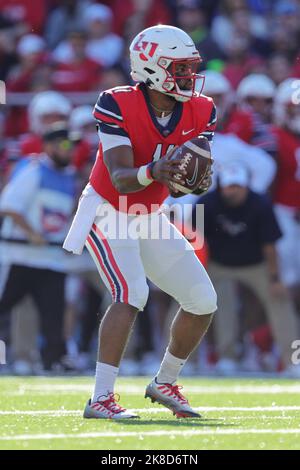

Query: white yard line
[1,405,300,416]
[7,384,300,395]
[1,428,300,441]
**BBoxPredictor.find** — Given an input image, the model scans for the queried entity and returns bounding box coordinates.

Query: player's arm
[103,145,186,194]
[94,91,185,193]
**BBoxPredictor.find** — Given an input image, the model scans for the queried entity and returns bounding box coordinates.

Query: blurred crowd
[0,0,300,377]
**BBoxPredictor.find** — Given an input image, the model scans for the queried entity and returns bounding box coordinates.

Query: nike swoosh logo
[182,128,195,135]
[186,158,199,186]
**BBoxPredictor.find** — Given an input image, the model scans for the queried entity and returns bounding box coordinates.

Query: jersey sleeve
[199,103,217,142]
[93,91,132,151]
[93,91,129,138]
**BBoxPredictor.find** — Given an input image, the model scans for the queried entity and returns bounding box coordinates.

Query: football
[168,136,212,197]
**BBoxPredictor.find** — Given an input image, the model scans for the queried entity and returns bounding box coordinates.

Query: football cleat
[83,393,139,420]
[145,378,201,418]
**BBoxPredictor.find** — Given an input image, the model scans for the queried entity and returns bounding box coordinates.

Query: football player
[64,25,217,419]
[225,74,278,158]
[272,78,300,313]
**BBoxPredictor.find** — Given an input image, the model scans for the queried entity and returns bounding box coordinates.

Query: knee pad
[180,282,217,315]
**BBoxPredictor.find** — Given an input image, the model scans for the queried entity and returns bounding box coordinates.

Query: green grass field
[0,376,300,450]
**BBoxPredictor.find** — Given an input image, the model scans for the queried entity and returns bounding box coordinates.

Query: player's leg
[141,213,217,417]
[84,216,148,419]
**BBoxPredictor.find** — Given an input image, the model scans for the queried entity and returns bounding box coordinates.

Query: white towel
[63,184,103,255]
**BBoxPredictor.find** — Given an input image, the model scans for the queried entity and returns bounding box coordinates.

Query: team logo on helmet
[133,34,159,62]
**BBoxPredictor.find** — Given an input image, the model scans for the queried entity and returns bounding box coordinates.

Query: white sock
[92,362,119,403]
[156,350,187,384]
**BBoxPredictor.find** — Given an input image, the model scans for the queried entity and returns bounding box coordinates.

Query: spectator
[0,123,78,370]
[195,162,300,377]
[222,34,267,89]
[20,90,72,156]
[97,66,129,90]
[272,78,300,312]
[268,54,293,86]
[211,0,269,54]
[0,14,18,81]
[7,34,47,92]
[175,1,225,68]
[112,0,171,39]
[52,31,102,92]
[225,74,278,157]
[83,4,124,68]
[45,0,90,49]
[0,0,46,35]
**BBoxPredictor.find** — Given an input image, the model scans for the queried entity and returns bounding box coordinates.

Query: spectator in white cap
[225,73,278,157]
[7,34,47,92]
[17,34,46,57]
[84,4,124,68]
[19,91,72,157]
[193,161,300,377]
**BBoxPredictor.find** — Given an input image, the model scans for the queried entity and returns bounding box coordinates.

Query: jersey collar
[139,83,183,138]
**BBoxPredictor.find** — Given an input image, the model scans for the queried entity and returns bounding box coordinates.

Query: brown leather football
[169,136,212,197]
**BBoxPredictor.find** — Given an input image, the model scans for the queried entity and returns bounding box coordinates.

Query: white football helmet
[130,25,203,102]
[274,78,300,134]
[29,91,72,134]
[237,74,276,100]
[201,71,232,121]
[202,70,231,95]
[70,105,94,131]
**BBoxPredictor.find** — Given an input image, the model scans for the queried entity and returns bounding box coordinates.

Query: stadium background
[0,0,300,378]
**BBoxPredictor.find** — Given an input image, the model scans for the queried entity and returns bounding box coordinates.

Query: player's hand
[195,163,214,193]
[151,154,187,192]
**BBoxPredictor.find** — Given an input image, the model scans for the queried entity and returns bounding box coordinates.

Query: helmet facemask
[157,57,204,102]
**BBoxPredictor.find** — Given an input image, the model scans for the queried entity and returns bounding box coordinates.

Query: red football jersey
[272,127,300,208]
[224,108,253,143]
[90,83,216,213]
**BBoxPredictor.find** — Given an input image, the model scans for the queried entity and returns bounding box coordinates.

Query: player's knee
[180,283,217,315]
[128,278,149,311]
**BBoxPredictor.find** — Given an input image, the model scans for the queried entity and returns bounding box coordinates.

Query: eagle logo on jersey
[133,34,159,62]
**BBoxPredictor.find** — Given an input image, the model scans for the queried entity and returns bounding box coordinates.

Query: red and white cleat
[145,378,201,418]
[83,393,139,420]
